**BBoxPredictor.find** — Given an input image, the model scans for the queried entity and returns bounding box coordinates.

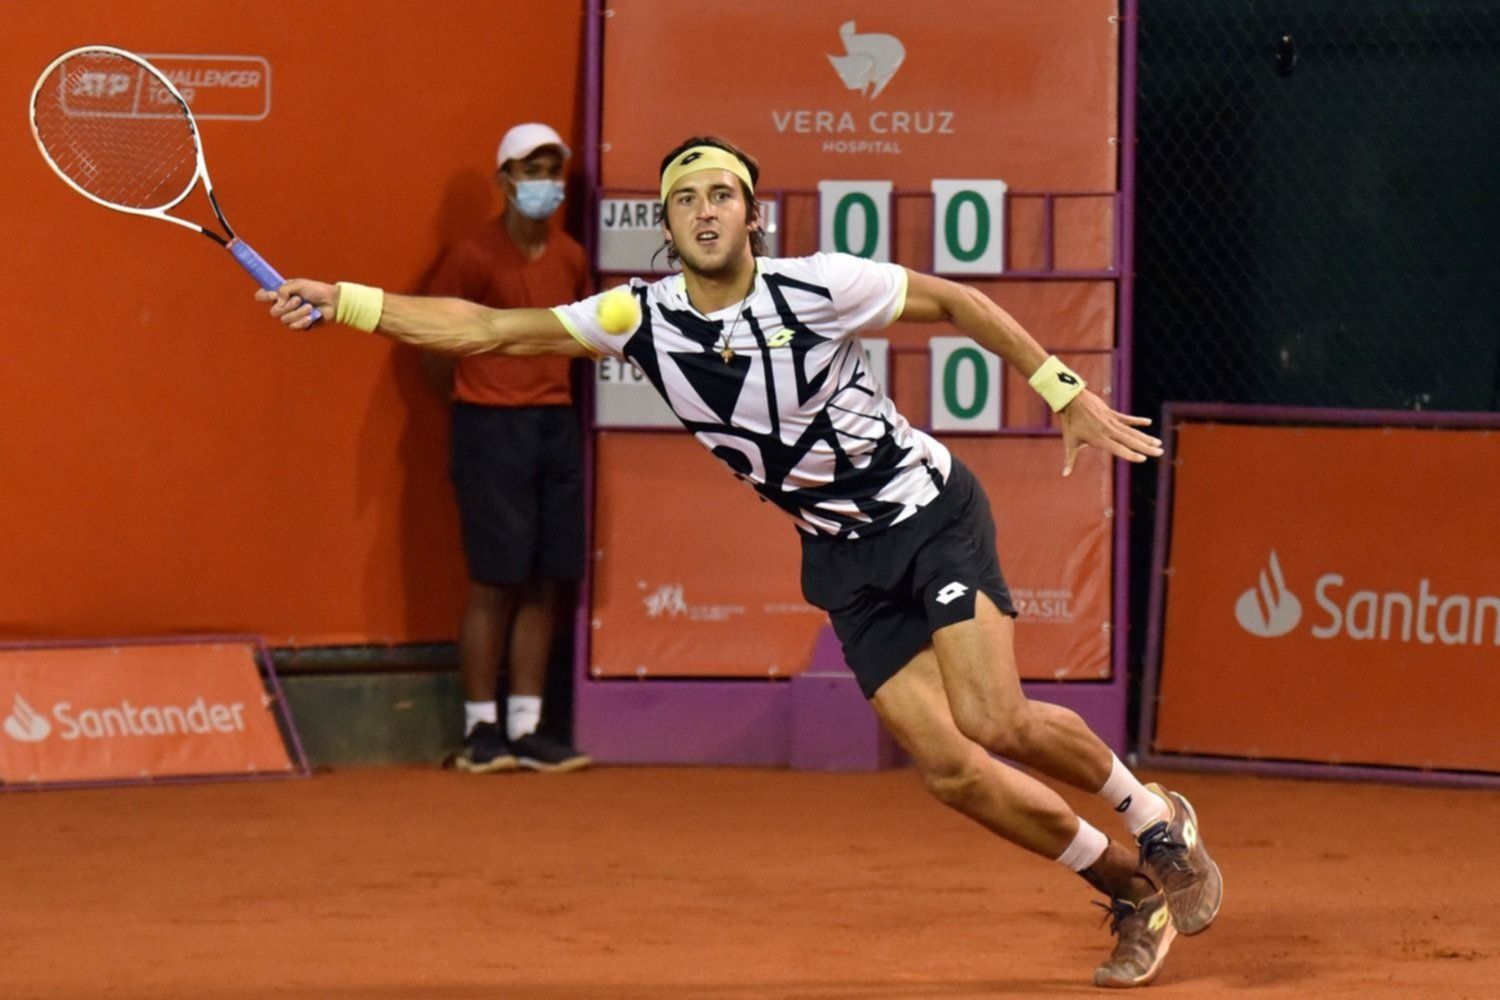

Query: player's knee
[922,757,987,811]
[956,703,1036,761]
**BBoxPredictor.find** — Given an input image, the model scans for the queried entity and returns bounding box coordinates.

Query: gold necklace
[717,271,757,363]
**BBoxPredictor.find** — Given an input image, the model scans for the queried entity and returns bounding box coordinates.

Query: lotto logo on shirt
[558,254,941,540]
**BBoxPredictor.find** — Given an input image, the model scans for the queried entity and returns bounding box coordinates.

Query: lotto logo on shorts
[935,582,969,605]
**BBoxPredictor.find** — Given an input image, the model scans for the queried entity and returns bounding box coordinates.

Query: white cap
[496,123,571,169]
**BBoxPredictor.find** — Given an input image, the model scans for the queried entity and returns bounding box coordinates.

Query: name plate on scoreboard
[595,356,678,427]
[598,197,780,274]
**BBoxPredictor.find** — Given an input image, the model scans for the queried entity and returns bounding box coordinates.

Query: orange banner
[601,1,1119,276]
[592,0,1122,683]
[950,438,1113,680]
[590,433,822,679]
[1154,421,1500,772]
[591,433,1111,681]
[0,641,297,785]
[601,0,1118,192]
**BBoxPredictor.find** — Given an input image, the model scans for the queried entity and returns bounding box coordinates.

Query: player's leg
[872,645,1138,879]
[932,594,1223,935]
[930,593,1117,791]
[922,461,1222,934]
[870,648,1174,987]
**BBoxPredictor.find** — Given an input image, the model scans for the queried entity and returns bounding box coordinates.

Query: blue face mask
[512,179,566,220]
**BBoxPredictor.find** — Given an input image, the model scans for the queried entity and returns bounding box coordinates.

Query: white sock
[1055,818,1109,872]
[464,700,497,736]
[506,695,542,741]
[1097,754,1171,836]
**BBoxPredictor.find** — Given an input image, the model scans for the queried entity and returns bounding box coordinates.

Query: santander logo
[827,21,905,99]
[1232,551,1499,645]
[4,695,52,742]
[1235,550,1303,637]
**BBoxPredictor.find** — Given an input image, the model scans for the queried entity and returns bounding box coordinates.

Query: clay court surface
[3,766,1495,999]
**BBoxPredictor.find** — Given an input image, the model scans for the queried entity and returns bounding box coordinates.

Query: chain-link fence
[1134,0,1500,416]
[1125,1,1500,693]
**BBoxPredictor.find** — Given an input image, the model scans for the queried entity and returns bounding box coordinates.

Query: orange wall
[2,2,586,643]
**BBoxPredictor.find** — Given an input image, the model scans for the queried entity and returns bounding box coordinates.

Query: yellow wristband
[334,282,384,332]
[1028,355,1086,412]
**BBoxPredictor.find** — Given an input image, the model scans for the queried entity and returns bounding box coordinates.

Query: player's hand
[1058,390,1163,476]
[257,280,336,330]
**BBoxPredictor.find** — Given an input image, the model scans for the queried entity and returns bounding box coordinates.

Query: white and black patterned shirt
[553,253,952,538]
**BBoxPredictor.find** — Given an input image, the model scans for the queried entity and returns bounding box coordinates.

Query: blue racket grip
[229,238,324,325]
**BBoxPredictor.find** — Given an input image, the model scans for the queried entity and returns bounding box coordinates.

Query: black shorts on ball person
[449,403,585,586]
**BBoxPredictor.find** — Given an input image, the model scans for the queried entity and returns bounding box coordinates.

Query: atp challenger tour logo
[1234,550,1500,646]
[771,20,956,156]
[62,54,271,122]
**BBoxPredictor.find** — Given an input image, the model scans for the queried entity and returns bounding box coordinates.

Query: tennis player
[261,136,1221,988]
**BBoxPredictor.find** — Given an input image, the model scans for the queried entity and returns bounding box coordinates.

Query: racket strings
[32,52,199,212]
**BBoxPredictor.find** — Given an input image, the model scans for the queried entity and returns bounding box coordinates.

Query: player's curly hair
[655,135,768,269]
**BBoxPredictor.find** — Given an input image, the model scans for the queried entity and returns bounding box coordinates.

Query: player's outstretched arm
[901,269,1164,475]
[256,281,590,357]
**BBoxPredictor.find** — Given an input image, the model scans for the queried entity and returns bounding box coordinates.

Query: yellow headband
[659,146,755,202]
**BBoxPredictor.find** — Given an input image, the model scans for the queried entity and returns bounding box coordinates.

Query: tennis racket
[28,45,320,322]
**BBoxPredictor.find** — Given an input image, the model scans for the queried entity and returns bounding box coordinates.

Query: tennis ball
[597,289,641,334]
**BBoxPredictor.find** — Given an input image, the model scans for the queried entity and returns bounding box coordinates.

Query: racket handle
[228,238,324,324]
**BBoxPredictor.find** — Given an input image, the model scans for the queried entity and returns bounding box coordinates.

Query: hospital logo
[1234,550,1302,638]
[4,695,52,742]
[827,21,905,99]
[772,20,953,155]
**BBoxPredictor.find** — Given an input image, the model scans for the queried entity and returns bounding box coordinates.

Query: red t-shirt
[423,218,591,406]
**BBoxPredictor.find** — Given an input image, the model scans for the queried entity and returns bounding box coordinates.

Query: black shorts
[798,459,1017,699]
[450,403,585,586]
